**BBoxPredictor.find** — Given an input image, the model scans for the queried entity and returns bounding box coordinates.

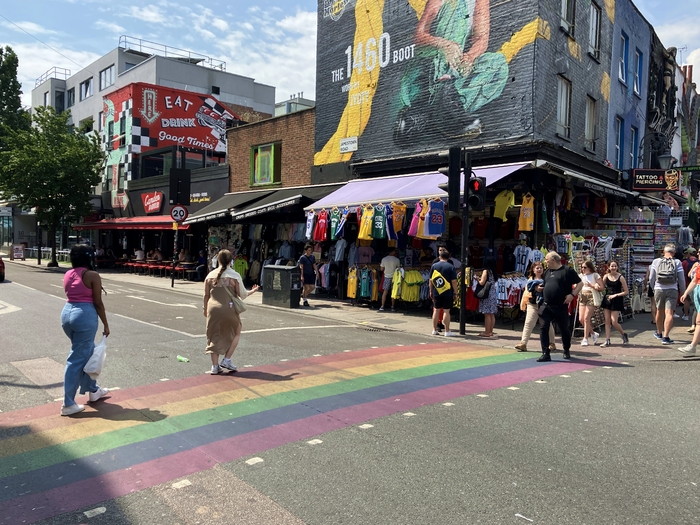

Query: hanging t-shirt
[427,199,446,236]
[233,257,249,276]
[494,190,515,221]
[359,267,372,298]
[313,210,329,241]
[513,245,532,273]
[347,267,358,298]
[329,208,341,241]
[372,204,387,239]
[408,201,422,237]
[519,194,535,231]
[385,204,397,241]
[305,211,316,240]
[392,202,407,235]
[358,205,375,240]
[540,200,550,234]
[335,208,349,239]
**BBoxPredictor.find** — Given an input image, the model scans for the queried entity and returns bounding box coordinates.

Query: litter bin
[262,265,302,308]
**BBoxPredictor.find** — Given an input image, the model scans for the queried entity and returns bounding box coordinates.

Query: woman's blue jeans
[61,302,98,407]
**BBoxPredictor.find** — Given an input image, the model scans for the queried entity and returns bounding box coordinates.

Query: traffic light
[447,146,461,213]
[467,176,486,211]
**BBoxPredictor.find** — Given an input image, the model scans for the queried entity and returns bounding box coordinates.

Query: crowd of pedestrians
[511,244,697,360]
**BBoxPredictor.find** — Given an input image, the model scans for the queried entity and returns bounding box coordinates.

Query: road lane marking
[307,439,323,445]
[442,402,455,406]
[172,480,192,489]
[358,424,374,429]
[126,296,198,308]
[0,300,22,315]
[246,457,264,466]
[113,314,205,338]
[83,507,107,518]
[9,282,35,291]
[242,324,348,334]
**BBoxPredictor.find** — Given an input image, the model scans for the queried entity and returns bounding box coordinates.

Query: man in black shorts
[536,252,583,361]
[429,251,458,337]
[299,243,318,307]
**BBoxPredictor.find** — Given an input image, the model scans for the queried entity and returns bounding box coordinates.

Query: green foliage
[0,46,30,134]
[0,106,105,264]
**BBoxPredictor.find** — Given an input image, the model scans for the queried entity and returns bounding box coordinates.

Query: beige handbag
[223,285,247,314]
[591,289,603,307]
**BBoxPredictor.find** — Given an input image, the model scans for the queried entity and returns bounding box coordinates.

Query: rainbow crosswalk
[0,343,600,524]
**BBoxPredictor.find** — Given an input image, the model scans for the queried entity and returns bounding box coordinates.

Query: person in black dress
[600,260,630,348]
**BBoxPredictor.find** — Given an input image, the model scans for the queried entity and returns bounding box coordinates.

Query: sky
[0,0,698,109]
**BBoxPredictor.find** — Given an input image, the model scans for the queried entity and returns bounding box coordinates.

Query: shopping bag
[84,336,107,379]
[591,289,603,307]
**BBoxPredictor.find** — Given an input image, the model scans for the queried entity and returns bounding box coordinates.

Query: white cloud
[124,5,181,27]
[95,20,126,34]
[0,41,101,107]
[211,18,229,32]
[277,11,316,34]
[1,21,58,35]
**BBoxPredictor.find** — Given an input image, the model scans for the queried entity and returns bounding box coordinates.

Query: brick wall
[226,108,315,192]
[221,102,272,124]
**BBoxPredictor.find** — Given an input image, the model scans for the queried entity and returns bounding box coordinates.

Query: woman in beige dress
[203,249,259,374]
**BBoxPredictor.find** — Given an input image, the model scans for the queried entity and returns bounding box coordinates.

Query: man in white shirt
[649,244,686,345]
[380,248,401,311]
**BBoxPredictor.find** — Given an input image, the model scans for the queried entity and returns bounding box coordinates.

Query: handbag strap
[221,281,239,302]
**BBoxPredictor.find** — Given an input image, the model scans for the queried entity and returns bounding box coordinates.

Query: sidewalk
[6,256,698,361]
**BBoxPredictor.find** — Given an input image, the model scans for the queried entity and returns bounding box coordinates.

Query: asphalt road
[1,264,699,525]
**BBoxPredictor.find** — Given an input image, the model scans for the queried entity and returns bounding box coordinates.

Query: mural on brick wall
[314,0,551,165]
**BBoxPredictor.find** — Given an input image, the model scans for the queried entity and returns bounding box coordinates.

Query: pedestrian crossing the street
[0,344,603,523]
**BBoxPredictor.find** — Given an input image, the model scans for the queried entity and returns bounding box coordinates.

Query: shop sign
[679,165,700,172]
[112,192,130,209]
[236,196,302,219]
[632,169,680,191]
[581,181,628,198]
[0,206,11,217]
[11,244,25,261]
[190,191,211,204]
[670,216,683,226]
[141,191,164,214]
[339,136,358,153]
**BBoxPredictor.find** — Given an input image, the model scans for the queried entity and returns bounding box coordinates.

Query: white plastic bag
[84,336,107,379]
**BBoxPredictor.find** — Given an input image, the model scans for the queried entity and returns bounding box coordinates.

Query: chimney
[689,65,694,84]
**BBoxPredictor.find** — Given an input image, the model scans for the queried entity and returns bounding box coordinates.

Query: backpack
[656,257,678,285]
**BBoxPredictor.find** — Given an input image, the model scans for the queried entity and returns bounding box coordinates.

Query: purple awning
[305,163,528,210]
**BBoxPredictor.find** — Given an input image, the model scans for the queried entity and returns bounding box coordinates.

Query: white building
[32,36,275,132]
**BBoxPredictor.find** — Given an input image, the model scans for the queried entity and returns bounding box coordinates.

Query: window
[250,143,281,185]
[106,121,114,151]
[98,111,104,132]
[556,76,572,138]
[584,96,597,151]
[211,85,220,95]
[630,126,639,169]
[125,62,136,71]
[615,117,624,170]
[618,32,629,83]
[43,91,50,107]
[99,65,115,90]
[118,116,126,147]
[561,0,576,35]
[54,91,66,113]
[79,78,93,101]
[588,3,601,59]
[633,50,643,95]
[66,88,75,108]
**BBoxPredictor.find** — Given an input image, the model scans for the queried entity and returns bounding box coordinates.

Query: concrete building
[274,93,315,117]
[32,36,275,132]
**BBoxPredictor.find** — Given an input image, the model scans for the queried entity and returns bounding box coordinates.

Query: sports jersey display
[385,204,397,241]
[427,199,446,236]
[494,190,515,221]
[305,211,316,240]
[329,208,341,240]
[372,205,387,239]
[519,194,535,231]
[513,245,532,273]
[347,267,358,299]
[313,209,329,241]
[392,202,407,235]
[358,205,374,240]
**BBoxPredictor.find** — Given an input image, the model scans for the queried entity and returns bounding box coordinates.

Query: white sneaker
[61,403,85,416]
[581,338,589,346]
[220,358,237,372]
[682,315,689,321]
[88,387,109,403]
[431,330,439,336]
[443,331,457,337]
[592,332,599,344]
[673,313,680,318]
[211,365,222,375]
[678,344,697,355]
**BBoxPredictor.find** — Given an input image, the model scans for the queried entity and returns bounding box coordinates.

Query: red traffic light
[469,178,481,192]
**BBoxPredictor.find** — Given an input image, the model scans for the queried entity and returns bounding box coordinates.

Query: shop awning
[231,183,344,221]
[535,160,637,199]
[74,216,190,231]
[184,189,275,224]
[305,163,528,211]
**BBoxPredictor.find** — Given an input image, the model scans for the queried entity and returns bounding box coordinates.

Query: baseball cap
[685,247,697,255]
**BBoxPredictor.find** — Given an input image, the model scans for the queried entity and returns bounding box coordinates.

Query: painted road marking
[403,412,416,416]
[0,300,21,316]
[442,402,455,406]
[560,375,571,378]
[476,394,489,398]
[246,457,264,466]
[535,380,547,383]
[358,424,374,429]
[83,507,106,518]
[582,370,593,373]
[172,480,192,489]
[602,366,613,369]
[243,324,348,334]
[114,313,204,338]
[307,439,323,445]
[507,387,520,390]
[126,296,198,309]
[9,282,35,291]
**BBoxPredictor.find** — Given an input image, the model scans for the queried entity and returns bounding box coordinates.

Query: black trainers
[303,299,309,307]
[536,354,551,362]
[621,333,629,345]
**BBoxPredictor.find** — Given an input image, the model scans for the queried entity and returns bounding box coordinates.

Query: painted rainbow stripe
[0,343,599,524]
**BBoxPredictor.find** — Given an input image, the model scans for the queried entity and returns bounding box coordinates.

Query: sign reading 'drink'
[632,169,680,191]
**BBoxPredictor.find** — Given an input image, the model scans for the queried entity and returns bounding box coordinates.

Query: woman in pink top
[60,245,110,416]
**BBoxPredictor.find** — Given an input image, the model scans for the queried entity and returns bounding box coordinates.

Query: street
[0,263,699,524]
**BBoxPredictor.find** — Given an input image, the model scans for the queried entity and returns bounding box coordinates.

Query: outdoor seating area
[114,259,200,280]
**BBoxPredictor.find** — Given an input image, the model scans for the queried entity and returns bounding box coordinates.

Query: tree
[0,107,104,266]
[0,46,30,137]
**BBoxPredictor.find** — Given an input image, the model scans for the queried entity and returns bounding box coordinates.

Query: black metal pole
[459,152,471,335]
[36,223,41,266]
[171,227,177,288]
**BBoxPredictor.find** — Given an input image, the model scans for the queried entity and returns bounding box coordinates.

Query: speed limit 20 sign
[170,205,188,222]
